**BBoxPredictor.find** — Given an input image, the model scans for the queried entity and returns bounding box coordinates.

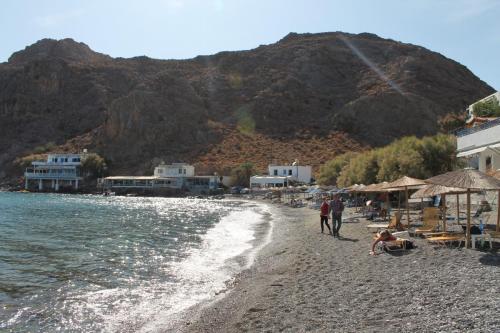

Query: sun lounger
[426,235,465,247]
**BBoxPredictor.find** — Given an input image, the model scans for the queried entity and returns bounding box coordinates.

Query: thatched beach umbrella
[359,182,391,219]
[426,168,500,247]
[382,176,426,226]
[347,184,366,212]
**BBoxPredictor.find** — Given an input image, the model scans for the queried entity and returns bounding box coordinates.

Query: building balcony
[32,161,81,166]
[456,118,500,153]
[25,171,81,180]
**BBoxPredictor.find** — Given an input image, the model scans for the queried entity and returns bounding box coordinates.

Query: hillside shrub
[319,134,458,187]
[473,96,500,117]
[230,162,255,187]
[81,153,107,179]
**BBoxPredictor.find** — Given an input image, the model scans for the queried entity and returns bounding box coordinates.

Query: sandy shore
[171,205,500,332]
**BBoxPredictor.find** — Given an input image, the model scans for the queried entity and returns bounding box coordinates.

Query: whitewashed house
[267,162,312,184]
[250,161,313,188]
[457,91,500,173]
[154,163,195,177]
[24,153,84,191]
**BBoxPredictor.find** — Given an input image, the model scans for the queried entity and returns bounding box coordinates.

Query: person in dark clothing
[329,194,344,237]
[320,197,332,234]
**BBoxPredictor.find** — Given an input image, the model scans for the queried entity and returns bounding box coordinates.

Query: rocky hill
[0,32,494,182]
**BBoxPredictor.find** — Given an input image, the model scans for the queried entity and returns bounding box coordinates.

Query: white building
[267,162,312,184]
[250,176,288,188]
[457,91,500,173]
[24,153,84,191]
[154,163,195,177]
[100,163,219,194]
[249,162,313,188]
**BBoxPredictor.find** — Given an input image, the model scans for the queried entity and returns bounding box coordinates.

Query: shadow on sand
[337,236,359,242]
[343,218,361,223]
[479,251,500,267]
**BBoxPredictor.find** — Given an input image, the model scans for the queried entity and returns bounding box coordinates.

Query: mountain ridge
[0,32,494,182]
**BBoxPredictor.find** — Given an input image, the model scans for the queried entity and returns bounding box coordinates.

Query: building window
[273,169,278,176]
[179,168,183,174]
[283,170,286,175]
[486,156,492,171]
[288,169,292,175]
[183,169,186,174]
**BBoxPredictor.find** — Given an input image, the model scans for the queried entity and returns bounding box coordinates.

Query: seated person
[366,200,380,220]
[370,229,397,255]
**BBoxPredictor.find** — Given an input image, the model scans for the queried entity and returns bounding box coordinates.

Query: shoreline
[170,205,500,332]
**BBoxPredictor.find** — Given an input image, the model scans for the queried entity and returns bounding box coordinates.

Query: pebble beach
[173,204,500,333]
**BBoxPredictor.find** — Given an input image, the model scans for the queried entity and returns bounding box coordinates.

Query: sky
[1,0,499,89]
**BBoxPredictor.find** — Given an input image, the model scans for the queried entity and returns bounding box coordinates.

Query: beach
[174,204,500,333]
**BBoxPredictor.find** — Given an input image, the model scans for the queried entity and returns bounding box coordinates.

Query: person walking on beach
[330,194,344,237]
[320,197,332,234]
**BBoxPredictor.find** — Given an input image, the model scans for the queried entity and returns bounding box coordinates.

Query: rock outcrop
[0,32,494,181]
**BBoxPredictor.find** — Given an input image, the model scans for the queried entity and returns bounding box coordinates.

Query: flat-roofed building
[100,163,219,194]
[24,153,84,191]
[154,163,195,177]
[267,161,312,184]
[457,92,500,173]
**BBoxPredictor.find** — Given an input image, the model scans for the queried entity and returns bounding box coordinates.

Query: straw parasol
[425,168,500,247]
[347,184,366,212]
[382,176,426,226]
[360,182,389,193]
[411,184,479,232]
[411,184,470,198]
[358,182,391,219]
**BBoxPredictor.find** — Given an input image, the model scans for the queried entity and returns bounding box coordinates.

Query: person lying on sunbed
[370,229,397,255]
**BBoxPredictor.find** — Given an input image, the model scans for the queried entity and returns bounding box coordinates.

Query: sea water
[0,192,273,332]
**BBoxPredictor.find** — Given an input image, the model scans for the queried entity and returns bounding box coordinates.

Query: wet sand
[172,205,500,332]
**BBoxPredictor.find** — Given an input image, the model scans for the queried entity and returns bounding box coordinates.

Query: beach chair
[366,212,402,232]
[415,207,440,235]
[426,234,465,247]
[387,212,404,231]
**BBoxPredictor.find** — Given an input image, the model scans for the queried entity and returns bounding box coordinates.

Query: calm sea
[0,192,273,332]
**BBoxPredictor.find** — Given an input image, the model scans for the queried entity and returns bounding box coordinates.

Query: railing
[455,118,500,137]
[25,172,81,179]
[32,161,81,166]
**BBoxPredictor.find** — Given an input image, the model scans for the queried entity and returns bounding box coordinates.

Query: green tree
[473,96,500,117]
[317,152,357,185]
[319,134,459,187]
[231,162,255,187]
[81,153,107,179]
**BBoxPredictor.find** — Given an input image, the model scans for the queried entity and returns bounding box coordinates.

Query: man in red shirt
[320,197,332,234]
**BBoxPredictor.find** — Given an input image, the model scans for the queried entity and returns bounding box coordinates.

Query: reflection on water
[0,192,270,332]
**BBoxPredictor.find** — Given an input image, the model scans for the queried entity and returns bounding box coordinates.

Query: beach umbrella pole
[386,193,390,221]
[405,186,410,227]
[442,193,447,232]
[398,191,401,215]
[466,189,471,248]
